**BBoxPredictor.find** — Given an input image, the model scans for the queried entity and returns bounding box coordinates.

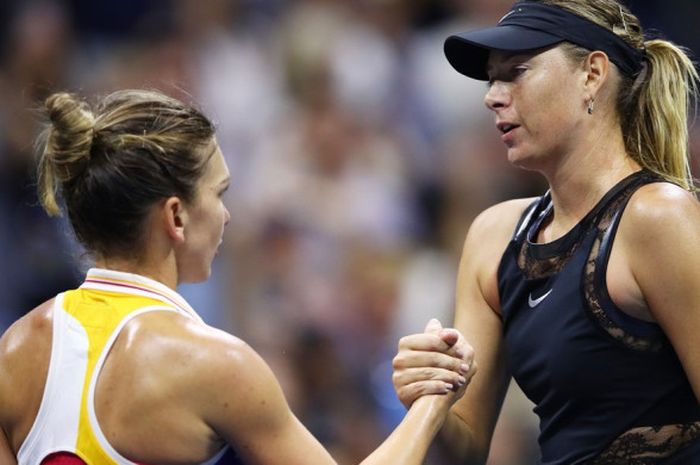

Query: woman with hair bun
[392,0,700,463]
[0,89,471,465]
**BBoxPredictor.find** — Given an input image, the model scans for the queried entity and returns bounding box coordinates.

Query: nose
[484,81,510,112]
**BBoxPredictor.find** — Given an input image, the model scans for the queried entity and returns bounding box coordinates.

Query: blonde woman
[392,0,700,463]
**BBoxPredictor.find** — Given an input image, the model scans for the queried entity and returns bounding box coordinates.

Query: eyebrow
[486,52,535,75]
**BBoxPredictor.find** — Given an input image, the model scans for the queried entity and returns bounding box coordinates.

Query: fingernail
[460,364,470,374]
[444,383,453,392]
[458,376,467,385]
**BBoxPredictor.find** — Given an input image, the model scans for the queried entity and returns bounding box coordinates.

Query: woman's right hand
[392,319,477,409]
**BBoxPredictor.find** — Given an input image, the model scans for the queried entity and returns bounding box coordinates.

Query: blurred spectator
[0,1,82,330]
[0,1,696,464]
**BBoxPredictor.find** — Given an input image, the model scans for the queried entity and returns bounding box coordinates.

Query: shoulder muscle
[0,299,54,451]
[459,197,539,311]
[619,183,700,396]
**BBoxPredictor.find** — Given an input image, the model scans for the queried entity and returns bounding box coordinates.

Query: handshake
[392,318,477,409]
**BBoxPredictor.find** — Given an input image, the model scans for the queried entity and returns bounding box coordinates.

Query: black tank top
[497,170,700,464]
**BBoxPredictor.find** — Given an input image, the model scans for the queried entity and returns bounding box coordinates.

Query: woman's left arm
[624,184,700,399]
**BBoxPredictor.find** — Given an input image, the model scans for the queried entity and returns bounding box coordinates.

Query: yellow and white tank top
[17,268,228,465]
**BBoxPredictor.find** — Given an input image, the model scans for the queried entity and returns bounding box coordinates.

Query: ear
[162,196,188,244]
[583,50,610,99]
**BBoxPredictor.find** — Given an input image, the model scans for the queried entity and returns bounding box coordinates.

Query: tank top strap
[512,193,550,242]
[584,170,668,351]
[588,169,664,232]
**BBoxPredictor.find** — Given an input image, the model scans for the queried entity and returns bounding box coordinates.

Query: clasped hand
[392,319,477,408]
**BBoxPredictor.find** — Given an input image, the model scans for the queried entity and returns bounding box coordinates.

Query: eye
[218,184,230,198]
[512,65,528,78]
[487,64,527,87]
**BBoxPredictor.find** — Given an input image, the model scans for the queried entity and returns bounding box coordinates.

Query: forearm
[359,395,451,465]
[437,409,489,465]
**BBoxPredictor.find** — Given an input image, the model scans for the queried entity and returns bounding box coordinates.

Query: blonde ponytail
[625,40,699,190]
[540,0,699,190]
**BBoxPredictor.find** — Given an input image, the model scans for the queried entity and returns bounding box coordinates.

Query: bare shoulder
[112,310,265,393]
[463,197,539,260]
[620,182,700,242]
[0,299,55,386]
[98,310,285,459]
[457,197,539,313]
[0,300,54,446]
[0,299,54,357]
[468,197,540,240]
[113,311,282,421]
[119,317,334,465]
[617,184,700,393]
[616,183,700,320]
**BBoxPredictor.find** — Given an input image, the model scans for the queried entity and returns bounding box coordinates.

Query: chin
[507,154,530,169]
[507,148,542,171]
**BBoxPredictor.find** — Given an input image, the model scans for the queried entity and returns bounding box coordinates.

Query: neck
[94,254,178,290]
[539,118,640,239]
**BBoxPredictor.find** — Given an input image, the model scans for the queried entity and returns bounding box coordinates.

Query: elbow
[438,413,490,465]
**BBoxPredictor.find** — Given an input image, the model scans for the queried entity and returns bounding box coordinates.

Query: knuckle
[463,346,476,361]
[429,337,445,351]
[404,386,420,402]
[397,389,410,403]
[393,371,408,387]
[414,383,430,397]
[391,372,400,384]
[436,355,453,370]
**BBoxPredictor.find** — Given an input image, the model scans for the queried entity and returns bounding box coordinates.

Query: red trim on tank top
[41,451,147,465]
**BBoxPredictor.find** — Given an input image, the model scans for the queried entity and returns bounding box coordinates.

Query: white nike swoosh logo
[498,10,515,23]
[528,289,553,308]
[498,7,521,24]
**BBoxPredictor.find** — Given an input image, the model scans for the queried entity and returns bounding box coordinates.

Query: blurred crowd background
[0,1,697,464]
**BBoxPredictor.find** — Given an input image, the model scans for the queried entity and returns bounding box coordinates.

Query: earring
[587,98,595,115]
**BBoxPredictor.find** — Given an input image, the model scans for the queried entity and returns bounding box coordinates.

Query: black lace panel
[517,233,581,280]
[588,422,700,465]
[583,187,665,352]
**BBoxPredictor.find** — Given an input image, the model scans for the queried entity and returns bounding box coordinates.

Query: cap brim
[444,26,563,80]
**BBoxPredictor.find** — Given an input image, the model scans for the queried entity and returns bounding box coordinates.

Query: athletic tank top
[497,171,700,464]
[16,268,238,465]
